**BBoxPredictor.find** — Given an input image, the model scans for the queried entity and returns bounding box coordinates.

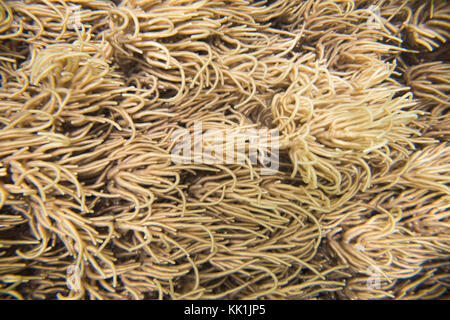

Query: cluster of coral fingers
[0,0,448,300]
